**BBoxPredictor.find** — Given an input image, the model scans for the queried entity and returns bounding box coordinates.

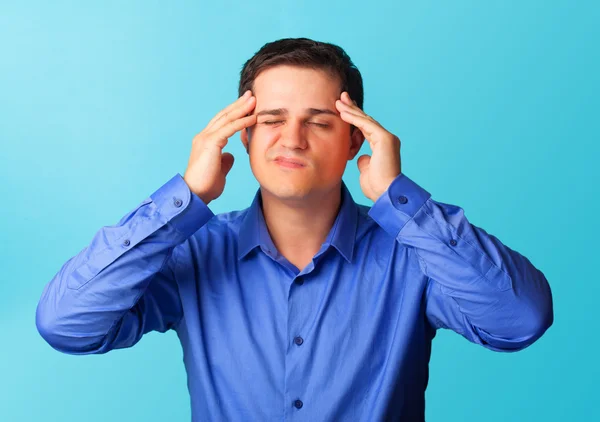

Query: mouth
[274,156,307,169]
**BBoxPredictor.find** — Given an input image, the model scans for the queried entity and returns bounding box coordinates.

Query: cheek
[248,141,271,172]
[249,128,275,148]
[315,144,350,174]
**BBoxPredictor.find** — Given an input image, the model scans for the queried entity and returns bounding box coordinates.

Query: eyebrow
[255,108,338,117]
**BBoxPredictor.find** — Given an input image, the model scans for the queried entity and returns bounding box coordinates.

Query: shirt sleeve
[36,173,214,355]
[367,172,554,352]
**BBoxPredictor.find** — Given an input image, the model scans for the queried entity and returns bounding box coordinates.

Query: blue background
[1,1,597,420]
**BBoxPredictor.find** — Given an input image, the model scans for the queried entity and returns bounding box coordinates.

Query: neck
[260,184,343,259]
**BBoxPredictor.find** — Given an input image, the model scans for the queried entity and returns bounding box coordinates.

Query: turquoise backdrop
[1,1,597,421]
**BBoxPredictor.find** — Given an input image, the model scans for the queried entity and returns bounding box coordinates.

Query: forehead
[252,65,341,105]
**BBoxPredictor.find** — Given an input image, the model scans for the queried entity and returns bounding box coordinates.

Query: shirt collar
[237,181,359,263]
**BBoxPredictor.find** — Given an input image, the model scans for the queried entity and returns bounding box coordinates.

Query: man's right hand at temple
[183,90,257,205]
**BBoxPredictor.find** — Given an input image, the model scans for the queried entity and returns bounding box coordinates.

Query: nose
[279,119,308,150]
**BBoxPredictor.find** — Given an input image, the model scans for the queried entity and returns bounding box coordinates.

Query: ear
[241,127,250,154]
[347,126,365,160]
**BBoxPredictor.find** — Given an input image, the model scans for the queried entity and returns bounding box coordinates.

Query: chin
[264,180,312,199]
[255,172,315,200]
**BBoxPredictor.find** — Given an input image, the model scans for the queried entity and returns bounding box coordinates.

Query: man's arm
[368,172,554,352]
[36,90,258,355]
[35,174,213,354]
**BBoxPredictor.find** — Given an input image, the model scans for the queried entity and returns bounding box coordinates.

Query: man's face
[241,65,364,202]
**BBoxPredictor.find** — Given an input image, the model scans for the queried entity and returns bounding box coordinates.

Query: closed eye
[263,121,329,128]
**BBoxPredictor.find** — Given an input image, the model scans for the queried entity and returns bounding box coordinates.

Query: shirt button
[450,239,457,246]
[397,195,408,204]
[295,278,304,286]
[294,336,304,346]
[173,198,183,207]
[123,239,131,247]
[294,399,303,409]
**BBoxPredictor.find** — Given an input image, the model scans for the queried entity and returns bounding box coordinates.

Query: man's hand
[183,90,257,205]
[335,91,402,202]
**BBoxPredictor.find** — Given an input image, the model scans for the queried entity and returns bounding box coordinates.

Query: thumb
[357,154,371,174]
[221,152,235,176]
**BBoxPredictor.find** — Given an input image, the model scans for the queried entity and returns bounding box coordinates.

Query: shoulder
[174,205,250,259]
[355,202,384,242]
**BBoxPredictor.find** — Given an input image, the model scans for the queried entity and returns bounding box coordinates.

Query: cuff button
[397,195,408,204]
[174,198,183,207]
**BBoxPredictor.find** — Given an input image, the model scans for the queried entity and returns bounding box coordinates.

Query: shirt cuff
[367,172,432,238]
[150,173,215,239]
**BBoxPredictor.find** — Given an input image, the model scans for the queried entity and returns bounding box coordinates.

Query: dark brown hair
[238,37,364,111]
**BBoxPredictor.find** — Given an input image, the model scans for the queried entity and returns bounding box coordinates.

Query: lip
[274,156,307,168]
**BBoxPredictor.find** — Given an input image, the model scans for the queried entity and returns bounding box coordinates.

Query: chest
[175,242,432,390]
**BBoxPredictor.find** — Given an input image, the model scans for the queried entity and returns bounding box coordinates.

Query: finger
[357,154,371,173]
[210,95,256,133]
[208,93,255,131]
[341,91,360,109]
[336,100,365,119]
[338,109,379,140]
[206,90,252,130]
[213,114,257,147]
[207,90,251,128]
[341,91,354,105]
[335,99,373,122]
[221,152,235,176]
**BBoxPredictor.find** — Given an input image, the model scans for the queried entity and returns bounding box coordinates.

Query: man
[36,37,554,421]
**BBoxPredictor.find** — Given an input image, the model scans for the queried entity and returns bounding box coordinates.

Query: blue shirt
[36,172,553,421]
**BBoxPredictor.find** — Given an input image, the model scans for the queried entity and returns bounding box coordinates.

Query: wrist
[183,176,211,205]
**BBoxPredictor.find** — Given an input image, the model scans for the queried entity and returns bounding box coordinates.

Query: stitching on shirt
[170,246,185,331]
[427,276,473,335]
[418,205,512,286]
[394,196,430,238]
[401,218,486,293]
[102,248,177,348]
[413,248,428,277]
[68,212,154,290]
[446,276,486,340]
[169,209,190,237]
